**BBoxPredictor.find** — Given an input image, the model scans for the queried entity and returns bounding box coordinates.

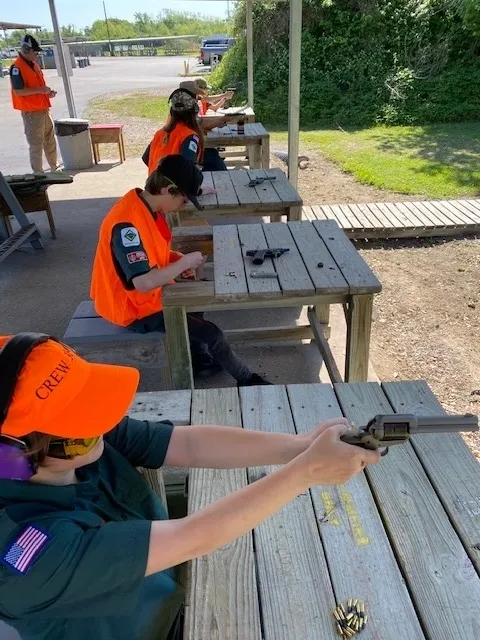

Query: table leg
[261,136,270,169]
[345,294,374,382]
[313,303,331,340]
[270,213,283,222]
[120,133,126,161]
[249,144,262,169]
[288,205,302,221]
[163,306,194,390]
[45,196,56,240]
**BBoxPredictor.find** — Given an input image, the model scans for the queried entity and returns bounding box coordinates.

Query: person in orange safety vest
[91,154,270,386]
[142,88,228,174]
[10,35,58,173]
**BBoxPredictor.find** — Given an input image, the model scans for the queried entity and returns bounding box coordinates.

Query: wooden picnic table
[162,219,381,389]
[171,168,303,227]
[205,123,270,169]
[133,380,480,640]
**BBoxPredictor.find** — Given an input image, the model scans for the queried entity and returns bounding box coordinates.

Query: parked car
[199,35,236,65]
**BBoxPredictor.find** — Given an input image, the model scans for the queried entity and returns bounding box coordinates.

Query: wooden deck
[302,199,480,239]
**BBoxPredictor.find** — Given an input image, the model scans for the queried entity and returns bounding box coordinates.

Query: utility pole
[227,1,231,20]
[103,1,115,57]
[48,0,77,117]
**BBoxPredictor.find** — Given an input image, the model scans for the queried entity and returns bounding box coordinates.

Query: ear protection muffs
[0,333,52,480]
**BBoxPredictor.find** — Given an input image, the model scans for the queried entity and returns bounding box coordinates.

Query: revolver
[246,247,290,265]
[341,413,478,455]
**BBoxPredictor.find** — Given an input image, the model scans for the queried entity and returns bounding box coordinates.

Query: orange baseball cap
[0,335,140,439]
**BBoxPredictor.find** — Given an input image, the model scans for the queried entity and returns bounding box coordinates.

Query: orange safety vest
[10,56,51,112]
[148,122,202,174]
[90,189,175,326]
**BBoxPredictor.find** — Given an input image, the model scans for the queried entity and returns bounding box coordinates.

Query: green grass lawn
[90,94,170,121]
[271,122,480,199]
[88,92,480,198]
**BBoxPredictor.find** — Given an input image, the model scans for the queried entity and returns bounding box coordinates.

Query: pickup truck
[199,36,236,65]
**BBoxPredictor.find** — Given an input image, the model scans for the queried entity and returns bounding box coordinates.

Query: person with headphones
[91,154,270,385]
[142,87,228,175]
[0,332,380,640]
[9,35,58,173]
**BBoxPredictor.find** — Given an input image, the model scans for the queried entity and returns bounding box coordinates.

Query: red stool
[89,124,126,164]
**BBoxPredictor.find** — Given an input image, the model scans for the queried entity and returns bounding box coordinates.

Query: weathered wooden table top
[205,123,269,146]
[202,105,256,120]
[163,219,381,307]
[130,381,480,639]
[183,167,301,214]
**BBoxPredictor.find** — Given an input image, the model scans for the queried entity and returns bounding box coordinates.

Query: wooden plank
[287,383,424,639]
[197,172,217,209]
[367,202,403,228]
[446,200,480,225]
[213,225,248,297]
[212,171,239,208]
[184,388,262,640]
[163,306,193,390]
[454,200,480,222]
[429,200,474,226]
[240,385,337,640]
[344,203,376,229]
[262,222,314,296]
[311,204,329,221]
[375,202,416,229]
[72,340,166,370]
[229,169,261,208]
[247,169,281,209]
[323,204,351,230]
[382,380,480,573]
[345,294,373,382]
[288,221,349,295]
[401,201,445,227]
[172,225,213,256]
[162,280,215,307]
[63,317,164,343]
[335,382,480,639]
[301,205,316,221]
[237,223,281,297]
[225,325,313,342]
[128,390,191,424]
[307,309,343,382]
[335,204,363,229]
[313,220,382,294]
[361,202,393,228]
[265,167,302,207]
[412,200,457,226]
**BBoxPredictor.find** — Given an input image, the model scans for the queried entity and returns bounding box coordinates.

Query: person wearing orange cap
[0,332,379,640]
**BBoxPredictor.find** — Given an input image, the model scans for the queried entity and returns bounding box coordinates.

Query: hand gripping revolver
[341,413,478,455]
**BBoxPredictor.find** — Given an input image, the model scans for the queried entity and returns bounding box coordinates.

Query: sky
[1,1,234,31]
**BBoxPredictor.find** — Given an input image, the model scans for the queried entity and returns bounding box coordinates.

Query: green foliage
[0,10,231,48]
[216,0,480,128]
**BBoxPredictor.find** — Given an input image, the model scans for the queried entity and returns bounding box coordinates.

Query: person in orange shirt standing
[10,35,58,173]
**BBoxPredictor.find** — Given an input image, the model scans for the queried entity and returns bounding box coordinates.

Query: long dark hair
[163,109,204,162]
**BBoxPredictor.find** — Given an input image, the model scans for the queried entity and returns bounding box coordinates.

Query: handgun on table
[341,413,478,455]
[246,247,289,265]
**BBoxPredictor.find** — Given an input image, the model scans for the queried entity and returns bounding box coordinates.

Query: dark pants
[129,311,252,383]
[202,148,227,172]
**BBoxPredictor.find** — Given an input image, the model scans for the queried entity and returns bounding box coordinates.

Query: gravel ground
[85,97,480,455]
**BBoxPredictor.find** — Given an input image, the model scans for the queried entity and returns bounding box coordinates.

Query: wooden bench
[0,188,56,239]
[63,301,169,384]
[89,124,126,164]
[136,382,480,639]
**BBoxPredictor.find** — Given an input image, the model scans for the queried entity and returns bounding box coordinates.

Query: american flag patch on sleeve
[2,526,50,574]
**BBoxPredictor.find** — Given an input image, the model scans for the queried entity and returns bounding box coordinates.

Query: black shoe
[237,373,272,387]
[193,362,223,379]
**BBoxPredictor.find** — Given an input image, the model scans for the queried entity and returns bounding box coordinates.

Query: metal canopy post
[287,0,302,187]
[246,0,254,109]
[48,0,77,117]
